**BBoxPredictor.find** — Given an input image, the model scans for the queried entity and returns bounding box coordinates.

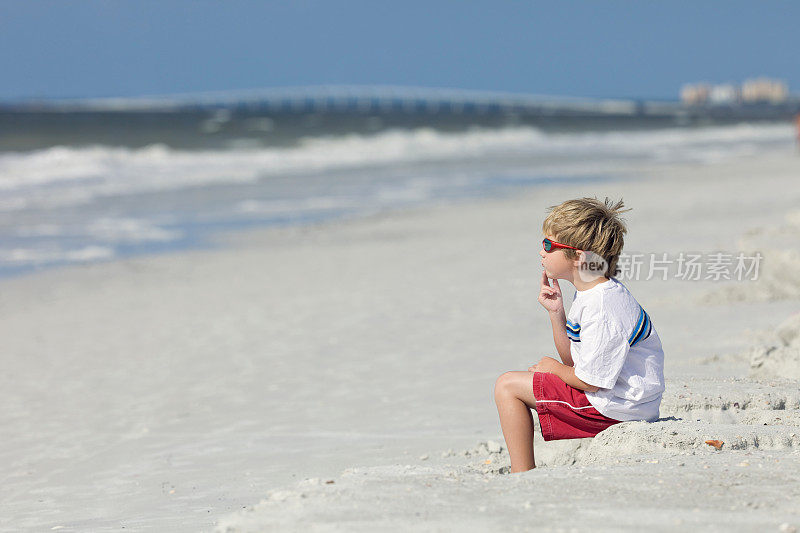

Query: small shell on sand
[705,440,724,450]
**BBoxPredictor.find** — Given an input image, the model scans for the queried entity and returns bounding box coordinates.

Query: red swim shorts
[532,371,622,441]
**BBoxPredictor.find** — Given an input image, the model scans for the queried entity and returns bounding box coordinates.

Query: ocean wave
[0,245,114,266]
[0,123,792,212]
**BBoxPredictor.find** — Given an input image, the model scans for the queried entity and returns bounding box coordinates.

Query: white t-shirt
[566,277,665,422]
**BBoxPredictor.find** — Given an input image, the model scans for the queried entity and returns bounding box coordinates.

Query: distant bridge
[20,85,681,116]
[8,85,799,122]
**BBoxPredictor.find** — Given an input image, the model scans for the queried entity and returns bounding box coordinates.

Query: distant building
[680,83,711,105]
[741,78,788,103]
[681,78,789,105]
[709,84,738,104]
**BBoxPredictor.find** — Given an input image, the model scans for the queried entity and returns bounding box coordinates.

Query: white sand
[2,151,800,532]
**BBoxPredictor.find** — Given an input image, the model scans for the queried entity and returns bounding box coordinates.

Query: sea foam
[0,123,792,211]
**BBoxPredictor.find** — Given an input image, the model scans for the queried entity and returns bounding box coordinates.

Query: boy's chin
[545,270,568,282]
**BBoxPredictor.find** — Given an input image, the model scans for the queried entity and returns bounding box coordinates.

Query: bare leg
[494,371,539,473]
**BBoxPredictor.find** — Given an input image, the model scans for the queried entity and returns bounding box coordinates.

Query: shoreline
[2,124,794,283]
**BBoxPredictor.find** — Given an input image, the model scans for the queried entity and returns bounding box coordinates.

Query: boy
[494,197,665,473]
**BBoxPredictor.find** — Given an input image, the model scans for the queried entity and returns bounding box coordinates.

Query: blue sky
[0,1,797,101]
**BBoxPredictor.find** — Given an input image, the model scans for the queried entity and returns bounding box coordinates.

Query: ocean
[0,102,794,278]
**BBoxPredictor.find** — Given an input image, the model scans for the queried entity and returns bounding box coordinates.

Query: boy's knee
[494,372,515,401]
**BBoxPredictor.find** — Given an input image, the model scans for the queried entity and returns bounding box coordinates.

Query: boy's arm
[548,309,574,367]
[553,363,600,392]
[529,356,600,393]
[538,272,574,366]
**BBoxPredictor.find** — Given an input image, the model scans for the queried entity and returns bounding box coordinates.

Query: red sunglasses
[542,238,581,253]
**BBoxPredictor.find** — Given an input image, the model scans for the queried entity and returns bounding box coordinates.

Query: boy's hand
[528,356,561,374]
[538,271,563,314]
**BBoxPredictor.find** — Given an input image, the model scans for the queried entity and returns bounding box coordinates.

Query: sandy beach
[2,149,800,531]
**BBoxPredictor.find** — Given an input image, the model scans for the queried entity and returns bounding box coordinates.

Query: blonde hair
[542,197,630,278]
